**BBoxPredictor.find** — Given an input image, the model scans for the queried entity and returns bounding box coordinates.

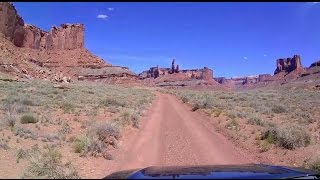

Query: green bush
[21,114,38,124]
[73,136,90,154]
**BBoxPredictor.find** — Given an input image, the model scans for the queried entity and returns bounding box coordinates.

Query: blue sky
[13,2,320,78]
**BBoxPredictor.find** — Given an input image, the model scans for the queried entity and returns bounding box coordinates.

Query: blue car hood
[104,164,319,179]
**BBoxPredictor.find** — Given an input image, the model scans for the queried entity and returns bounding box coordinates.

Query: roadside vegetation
[165,87,320,167]
[0,80,154,178]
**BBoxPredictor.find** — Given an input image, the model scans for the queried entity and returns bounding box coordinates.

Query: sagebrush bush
[13,127,37,140]
[271,104,287,114]
[21,99,35,106]
[248,116,265,126]
[21,114,38,124]
[58,122,72,135]
[260,140,272,152]
[22,145,80,179]
[73,122,120,157]
[262,125,310,150]
[96,122,121,141]
[101,97,126,107]
[304,157,320,173]
[226,118,239,131]
[61,103,75,113]
[131,113,141,128]
[73,136,90,154]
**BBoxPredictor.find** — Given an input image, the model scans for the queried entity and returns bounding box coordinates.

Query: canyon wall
[0,2,84,50]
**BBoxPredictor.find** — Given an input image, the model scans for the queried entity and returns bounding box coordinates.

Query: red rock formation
[243,77,258,84]
[201,67,213,81]
[274,55,303,75]
[44,24,84,50]
[171,59,175,74]
[310,60,320,68]
[22,23,84,50]
[22,24,45,49]
[0,2,137,84]
[258,74,272,82]
[175,64,179,73]
[139,60,214,87]
[1,3,84,50]
[0,2,25,47]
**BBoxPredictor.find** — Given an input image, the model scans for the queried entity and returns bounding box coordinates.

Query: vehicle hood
[103,163,318,179]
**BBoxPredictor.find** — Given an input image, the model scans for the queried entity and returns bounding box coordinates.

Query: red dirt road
[105,92,253,176]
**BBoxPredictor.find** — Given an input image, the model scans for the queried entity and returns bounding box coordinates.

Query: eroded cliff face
[43,24,84,50]
[0,2,139,84]
[18,23,84,50]
[22,24,44,49]
[0,3,84,50]
[0,2,25,47]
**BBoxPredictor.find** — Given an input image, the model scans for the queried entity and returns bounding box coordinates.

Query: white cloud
[243,56,248,60]
[108,7,114,11]
[264,54,267,57]
[312,2,320,4]
[97,14,108,19]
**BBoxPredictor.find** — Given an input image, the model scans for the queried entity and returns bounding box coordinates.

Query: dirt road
[105,92,252,176]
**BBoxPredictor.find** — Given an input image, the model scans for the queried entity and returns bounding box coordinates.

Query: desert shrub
[227,111,237,119]
[16,148,28,163]
[5,107,17,128]
[42,134,60,142]
[73,122,120,157]
[294,111,314,124]
[21,114,38,124]
[95,122,121,141]
[271,104,287,114]
[226,118,239,131]
[120,111,131,125]
[21,99,35,106]
[181,96,189,103]
[0,138,9,150]
[192,103,200,111]
[107,106,120,113]
[101,97,126,107]
[304,157,320,173]
[213,108,223,117]
[118,110,141,128]
[1,101,18,128]
[13,127,37,140]
[73,136,90,154]
[58,122,72,135]
[261,125,310,150]
[260,140,272,152]
[248,116,265,126]
[22,145,80,179]
[131,113,141,128]
[61,103,75,113]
